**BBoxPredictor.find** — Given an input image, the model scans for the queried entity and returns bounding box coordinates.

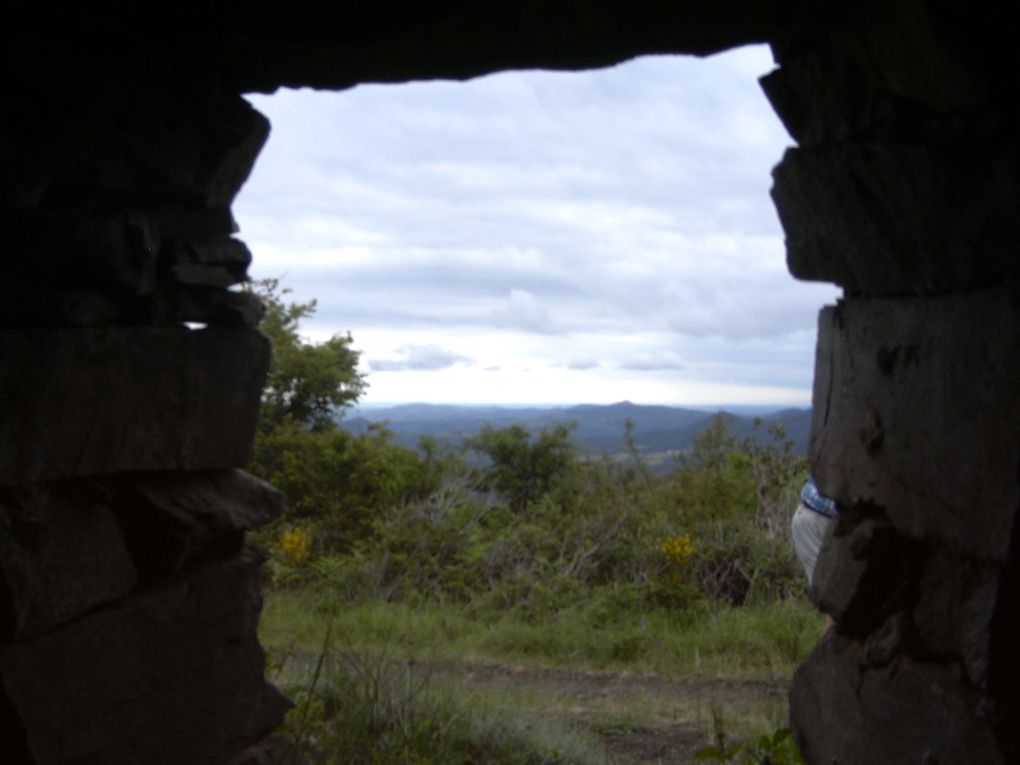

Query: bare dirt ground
[429,659,791,764]
[264,649,791,764]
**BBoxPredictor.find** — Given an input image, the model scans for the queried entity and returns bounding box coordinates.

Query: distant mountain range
[339,402,812,467]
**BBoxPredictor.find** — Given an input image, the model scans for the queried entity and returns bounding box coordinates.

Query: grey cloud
[618,354,685,371]
[243,50,786,253]
[564,359,600,370]
[236,47,832,403]
[369,344,473,372]
[489,289,558,334]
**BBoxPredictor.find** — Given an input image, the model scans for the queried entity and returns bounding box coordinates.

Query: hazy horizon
[349,400,807,415]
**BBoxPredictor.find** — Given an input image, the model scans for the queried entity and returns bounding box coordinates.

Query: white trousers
[791,502,834,586]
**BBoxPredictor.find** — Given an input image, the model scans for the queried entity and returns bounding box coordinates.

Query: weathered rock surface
[166,286,267,327]
[0,470,284,643]
[791,632,1002,764]
[114,469,285,581]
[913,547,1001,688]
[5,74,268,212]
[0,552,290,765]
[768,8,1020,759]
[810,289,1020,561]
[810,510,914,634]
[0,327,270,485]
[761,4,996,148]
[0,481,137,641]
[772,142,1020,295]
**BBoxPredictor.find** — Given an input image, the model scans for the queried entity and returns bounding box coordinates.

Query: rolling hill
[339,402,811,468]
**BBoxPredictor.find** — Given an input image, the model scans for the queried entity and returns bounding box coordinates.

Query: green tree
[254,420,439,551]
[466,423,577,512]
[679,412,740,473]
[246,280,439,554]
[743,419,807,541]
[667,415,804,604]
[249,277,367,431]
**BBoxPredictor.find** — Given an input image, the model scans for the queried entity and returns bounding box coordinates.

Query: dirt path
[269,648,791,763]
[425,659,791,764]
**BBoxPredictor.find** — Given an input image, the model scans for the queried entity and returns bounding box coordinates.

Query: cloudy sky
[234,44,839,408]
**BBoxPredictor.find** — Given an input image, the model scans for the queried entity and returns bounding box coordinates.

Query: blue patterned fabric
[800,476,838,518]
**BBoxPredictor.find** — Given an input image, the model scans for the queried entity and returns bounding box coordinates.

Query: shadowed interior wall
[0,3,1016,762]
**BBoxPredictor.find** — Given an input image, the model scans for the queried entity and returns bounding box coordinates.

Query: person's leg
[791,503,836,633]
[790,502,831,586]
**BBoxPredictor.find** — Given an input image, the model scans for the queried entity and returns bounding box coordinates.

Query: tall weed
[266,627,616,765]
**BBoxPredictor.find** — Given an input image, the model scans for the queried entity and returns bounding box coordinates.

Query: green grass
[260,590,821,763]
[265,628,619,765]
[260,590,820,763]
[261,590,822,681]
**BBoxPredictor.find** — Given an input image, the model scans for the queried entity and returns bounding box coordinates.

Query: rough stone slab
[0,552,290,765]
[772,141,1020,295]
[790,632,1002,764]
[170,287,266,327]
[810,512,912,634]
[761,4,989,146]
[165,236,251,289]
[0,327,269,485]
[172,262,242,288]
[150,206,238,241]
[15,79,269,209]
[114,470,284,580]
[202,97,271,208]
[0,482,138,642]
[9,208,159,297]
[60,289,123,326]
[185,236,252,270]
[810,289,1020,560]
[0,282,125,329]
[913,547,1000,688]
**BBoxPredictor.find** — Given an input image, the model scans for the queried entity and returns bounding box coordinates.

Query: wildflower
[661,532,697,570]
[279,527,312,567]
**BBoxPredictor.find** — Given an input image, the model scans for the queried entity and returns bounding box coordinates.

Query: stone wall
[1,4,1016,763]
[0,51,290,764]
[764,5,1020,762]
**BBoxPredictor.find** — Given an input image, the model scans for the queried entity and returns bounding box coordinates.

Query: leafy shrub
[256,402,808,632]
[692,527,802,606]
[465,423,578,512]
[696,724,804,764]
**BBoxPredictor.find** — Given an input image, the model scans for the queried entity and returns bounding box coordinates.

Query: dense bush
[252,420,444,555]
[257,414,806,622]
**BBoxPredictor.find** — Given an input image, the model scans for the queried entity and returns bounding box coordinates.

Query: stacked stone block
[0,55,288,764]
[764,5,1020,762]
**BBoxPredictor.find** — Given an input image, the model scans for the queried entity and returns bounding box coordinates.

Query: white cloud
[619,353,686,372]
[489,289,557,334]
[564,359,600,370]
[369,344,473,372]
[235,45,840,406]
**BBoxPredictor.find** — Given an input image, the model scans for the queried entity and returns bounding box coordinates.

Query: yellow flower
[661,532,697,569]
[279,527,312,567]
